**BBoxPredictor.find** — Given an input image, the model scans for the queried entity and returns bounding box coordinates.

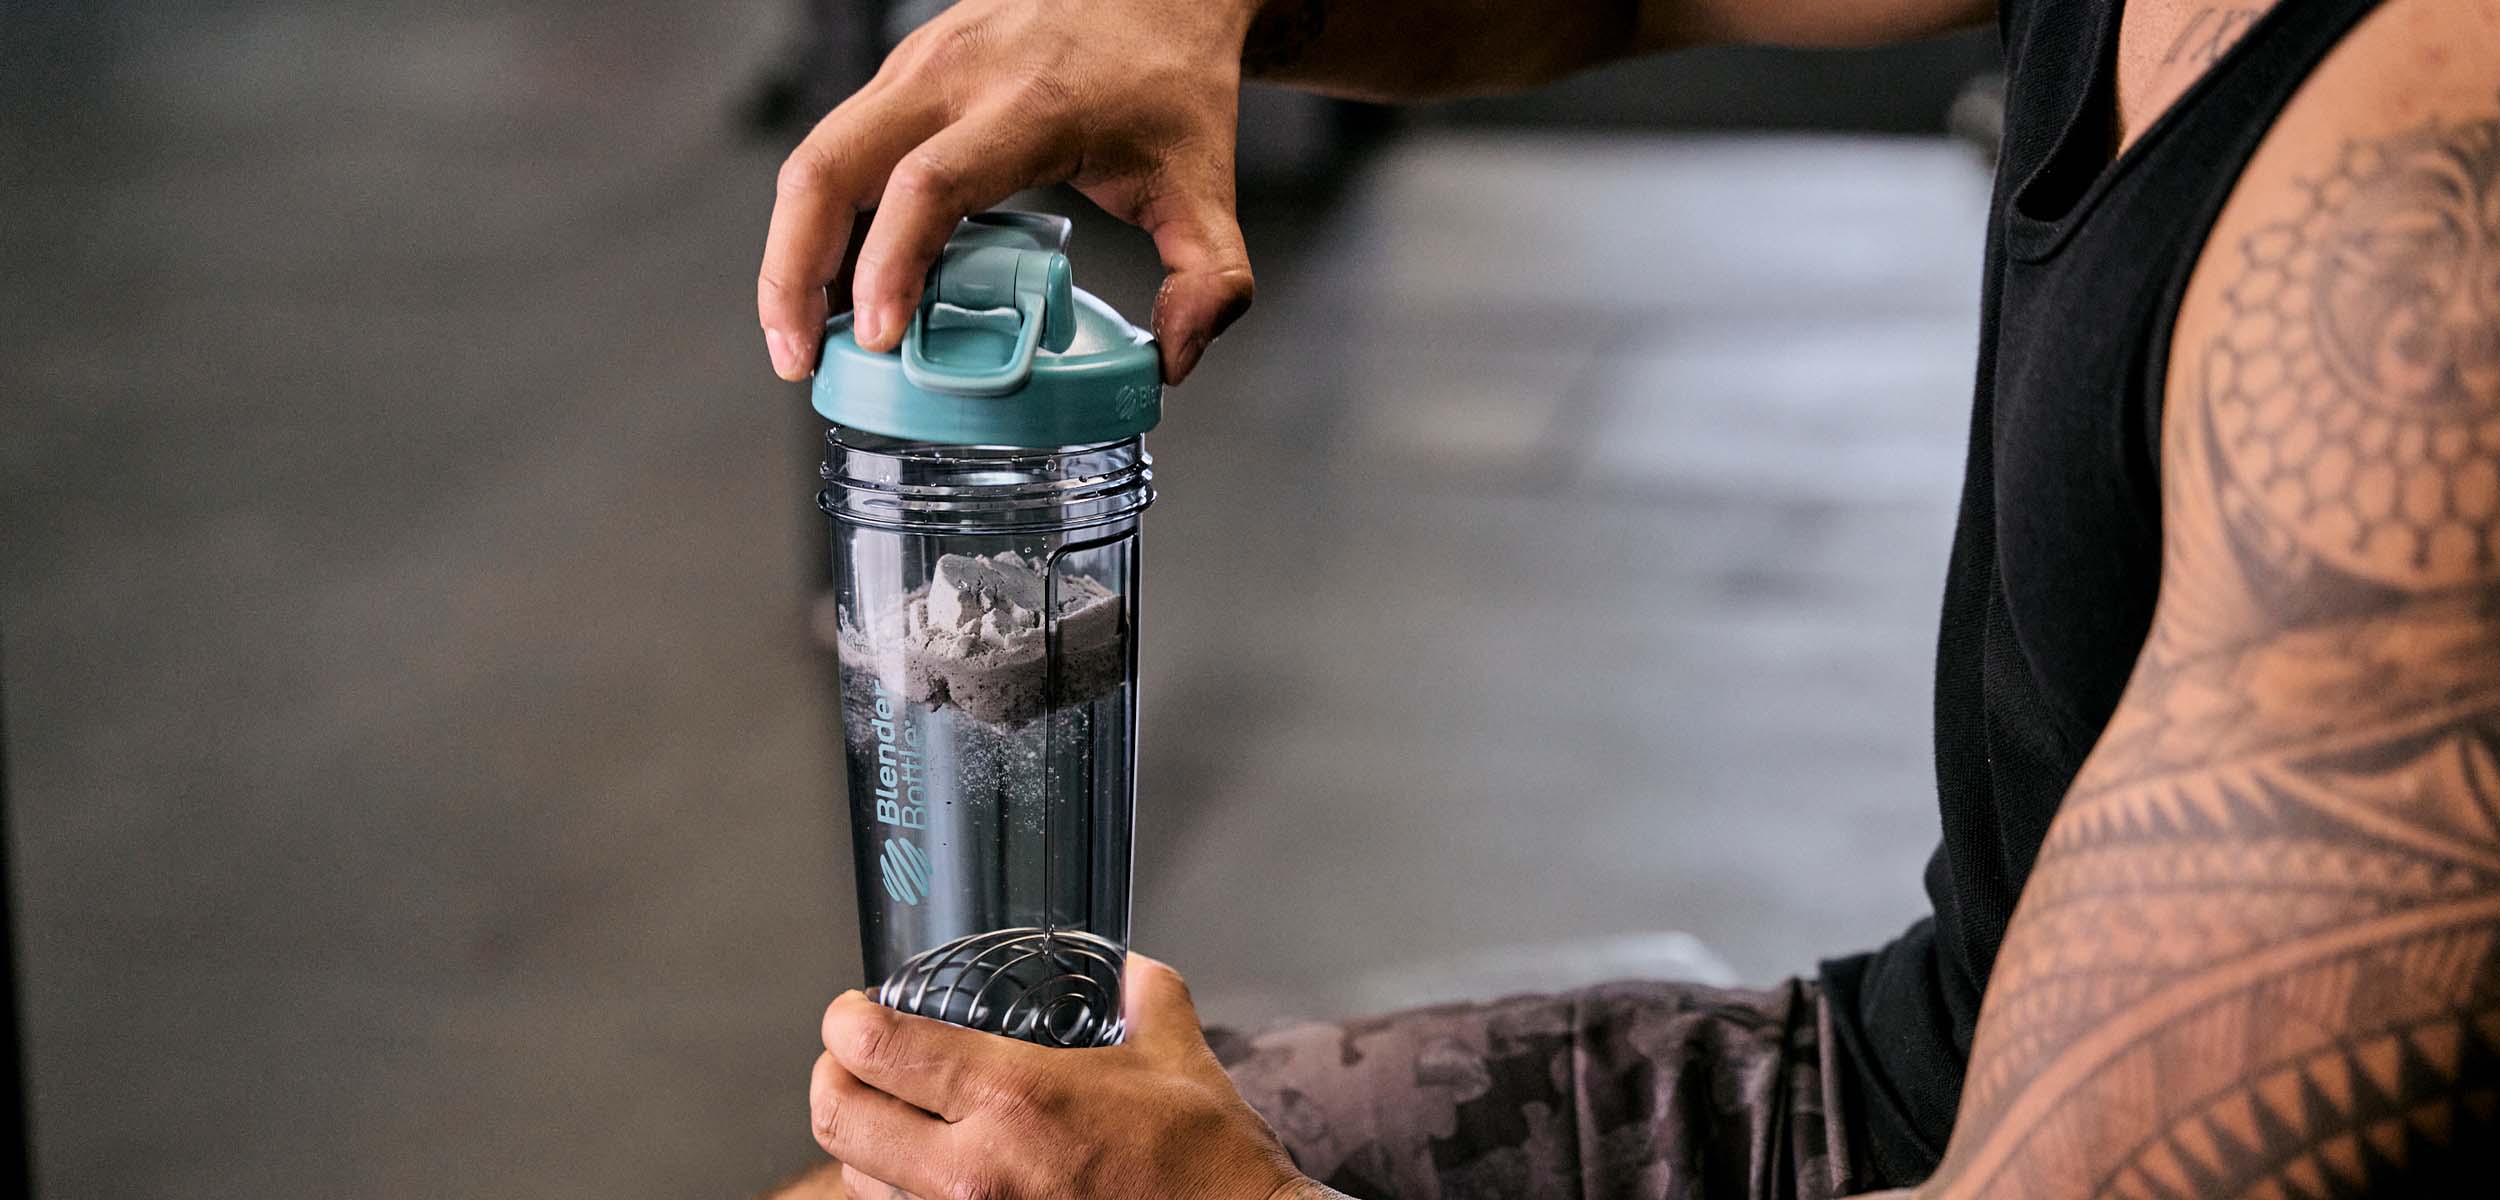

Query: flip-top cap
[811,212,1164,448]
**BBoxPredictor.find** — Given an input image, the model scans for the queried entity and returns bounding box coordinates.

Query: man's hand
[808,955,1315,1200]
[758,0,1259,386]
[752,0,2008,387]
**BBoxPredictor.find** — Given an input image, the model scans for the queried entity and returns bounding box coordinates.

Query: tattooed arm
[1923,3,2500,1197]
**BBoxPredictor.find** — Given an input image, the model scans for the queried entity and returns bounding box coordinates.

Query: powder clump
[841,552,1124,727]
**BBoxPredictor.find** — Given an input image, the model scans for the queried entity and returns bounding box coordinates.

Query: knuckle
[886,23,940,70]
[919,21,990,74]
[810,1090,850,1153]
[888,153,959,207]
[757,268,806,301]
[776,149,827,199]
[866,38,933,94]
[892,18,988,80]
[850,253,914,306]
[1004,67,1078,115]
[835,1005,898,1069]
[939,1166,1002,1200]
[966,1063,1044,1119]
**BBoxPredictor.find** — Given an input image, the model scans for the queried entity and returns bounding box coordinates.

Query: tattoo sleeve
[1924,108,2500,1197]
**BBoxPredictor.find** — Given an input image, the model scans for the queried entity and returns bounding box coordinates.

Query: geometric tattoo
[1923,112,2500,1198]
[2205,116,2500,590]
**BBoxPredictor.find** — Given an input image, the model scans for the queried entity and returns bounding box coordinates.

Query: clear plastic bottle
[810,213,1162,1047]
[822,436,1148,1046]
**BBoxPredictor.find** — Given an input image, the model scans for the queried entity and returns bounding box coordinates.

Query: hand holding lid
[752,0,1255,387]
[813,213,1163,448]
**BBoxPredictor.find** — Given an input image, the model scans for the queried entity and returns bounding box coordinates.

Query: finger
[1121,952,1209,1055]
[1136,169,1254,384]
[809,1050,956,1192]
[822,990,1038,1120]
[851,107,1082,353]
[761,88,945,380]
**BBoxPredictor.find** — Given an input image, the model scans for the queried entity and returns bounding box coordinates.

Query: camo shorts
[1207,978,1861,1200]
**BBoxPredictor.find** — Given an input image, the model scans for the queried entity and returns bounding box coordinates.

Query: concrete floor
[0,3,1989,1196]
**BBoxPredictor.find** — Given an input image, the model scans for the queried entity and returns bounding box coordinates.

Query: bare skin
[1916,0,2500,1195]
[744,0,2500,1196]
[2113,3,2278,150]
[792,956,1337,1200]
[755,0,1259,386]
[761,4,1993,1190]
[752,0,1993,387]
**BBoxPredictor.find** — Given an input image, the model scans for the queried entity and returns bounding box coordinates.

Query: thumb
[1121,952,1207,1052]
[1139,185,1254,385]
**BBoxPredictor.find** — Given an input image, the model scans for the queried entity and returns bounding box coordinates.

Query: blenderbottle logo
[880,836,933,906]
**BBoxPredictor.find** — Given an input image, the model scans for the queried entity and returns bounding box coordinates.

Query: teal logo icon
[880,837,933,906]
[1114,383,1158,419]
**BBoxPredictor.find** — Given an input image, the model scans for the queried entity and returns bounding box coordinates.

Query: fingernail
[857,307,885,350]
[765,329,796,378]
[1176,334,1210,382]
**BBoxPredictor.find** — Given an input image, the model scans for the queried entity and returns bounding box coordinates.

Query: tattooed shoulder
[1923,13,2500,1199]
[2204,112,2500,596]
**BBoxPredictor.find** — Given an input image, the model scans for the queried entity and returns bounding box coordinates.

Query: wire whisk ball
[874,928,1127,1047]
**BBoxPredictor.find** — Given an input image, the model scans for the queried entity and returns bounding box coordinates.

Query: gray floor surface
[2,3,1989,1196]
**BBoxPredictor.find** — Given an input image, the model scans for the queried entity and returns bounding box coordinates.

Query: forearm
[1239,0,1996,102]
[1240,0,1650,100]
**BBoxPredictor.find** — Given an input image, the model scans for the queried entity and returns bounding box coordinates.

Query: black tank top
[1815,0,2388,1184]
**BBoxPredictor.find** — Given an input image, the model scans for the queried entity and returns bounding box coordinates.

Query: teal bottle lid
[810,212,1164,448]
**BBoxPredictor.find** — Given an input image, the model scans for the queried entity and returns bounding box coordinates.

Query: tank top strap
[2003,0,2388,262]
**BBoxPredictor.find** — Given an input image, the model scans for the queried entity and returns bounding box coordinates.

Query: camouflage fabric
[1209,978,1859,1200]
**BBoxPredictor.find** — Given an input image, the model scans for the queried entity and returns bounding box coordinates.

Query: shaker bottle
[813,212,1158,1047]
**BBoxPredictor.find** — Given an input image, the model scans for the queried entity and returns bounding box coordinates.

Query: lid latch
[900,215,1077,397]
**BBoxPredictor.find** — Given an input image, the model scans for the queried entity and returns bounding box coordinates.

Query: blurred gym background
[0,1,1998,1195]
